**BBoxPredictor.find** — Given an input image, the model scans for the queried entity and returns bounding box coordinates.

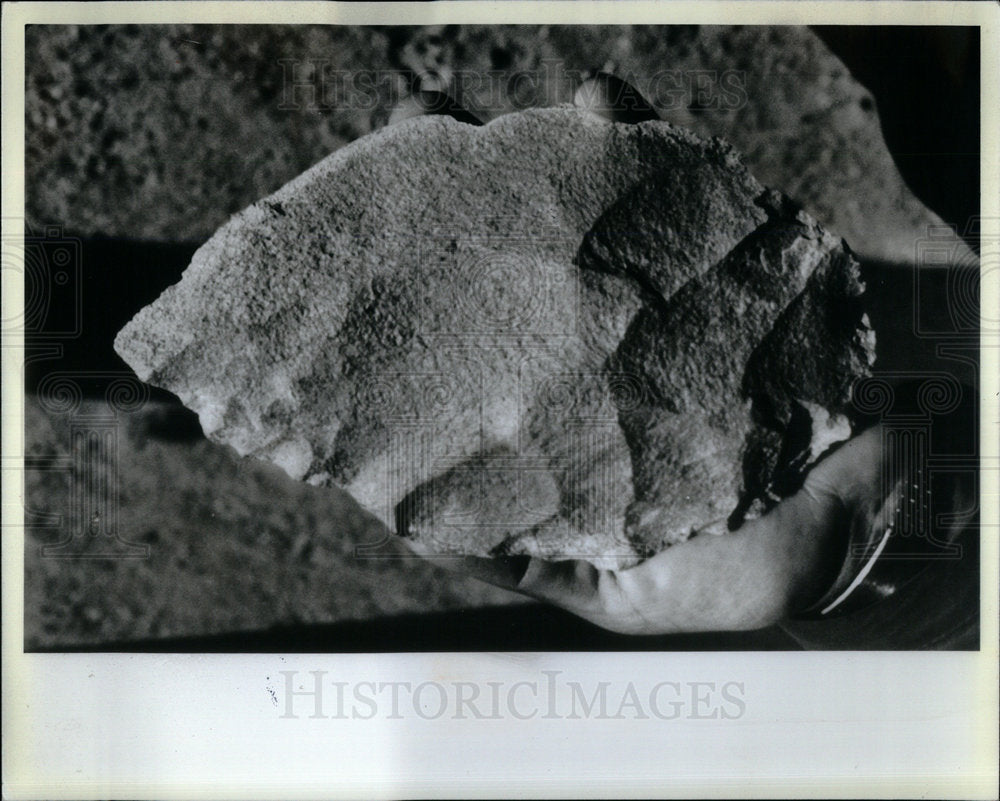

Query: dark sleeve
[781,524,979,650]
[781,379,980,650]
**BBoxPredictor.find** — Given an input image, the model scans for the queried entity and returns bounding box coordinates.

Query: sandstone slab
[115,107,875,568]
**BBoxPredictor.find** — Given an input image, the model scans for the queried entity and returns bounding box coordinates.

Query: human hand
[405,425,898,635]
[387,74,899,635]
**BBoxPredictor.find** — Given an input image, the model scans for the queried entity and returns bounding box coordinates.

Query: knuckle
[593,571,651,634]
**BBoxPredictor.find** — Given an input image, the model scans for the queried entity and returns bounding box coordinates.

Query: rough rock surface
[25,24,968,265]
[116,107,875,568]
[23,396,528,650]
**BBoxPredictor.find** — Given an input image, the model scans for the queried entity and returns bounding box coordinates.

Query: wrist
[794,376,975,621]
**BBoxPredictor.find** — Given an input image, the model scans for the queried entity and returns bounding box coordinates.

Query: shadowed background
[20,24,979,650]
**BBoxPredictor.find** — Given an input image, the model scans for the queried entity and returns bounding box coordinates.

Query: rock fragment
[115,107,875,568]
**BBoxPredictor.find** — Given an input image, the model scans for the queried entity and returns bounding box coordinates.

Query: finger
[400,536,532,590]
[573,71,660,125]
[576,429,887,633]
[801,425,886,509]
[405,433,883,634]
[515,556,652,633]
[516,476,845,635]
[387,89,484,127]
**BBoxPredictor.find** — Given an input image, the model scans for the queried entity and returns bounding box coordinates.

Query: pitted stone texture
[25,24,969,265]
[116,107,874,568]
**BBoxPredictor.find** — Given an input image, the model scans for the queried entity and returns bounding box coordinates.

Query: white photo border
[3,2,998,798]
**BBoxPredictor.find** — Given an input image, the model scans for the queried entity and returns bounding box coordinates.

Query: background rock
[23,397,528,649]
[25,24,969,264]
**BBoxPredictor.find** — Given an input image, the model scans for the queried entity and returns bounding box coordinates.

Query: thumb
[400,537,532,590]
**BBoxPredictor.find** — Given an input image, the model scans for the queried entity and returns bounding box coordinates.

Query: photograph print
[19,22,983,652]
